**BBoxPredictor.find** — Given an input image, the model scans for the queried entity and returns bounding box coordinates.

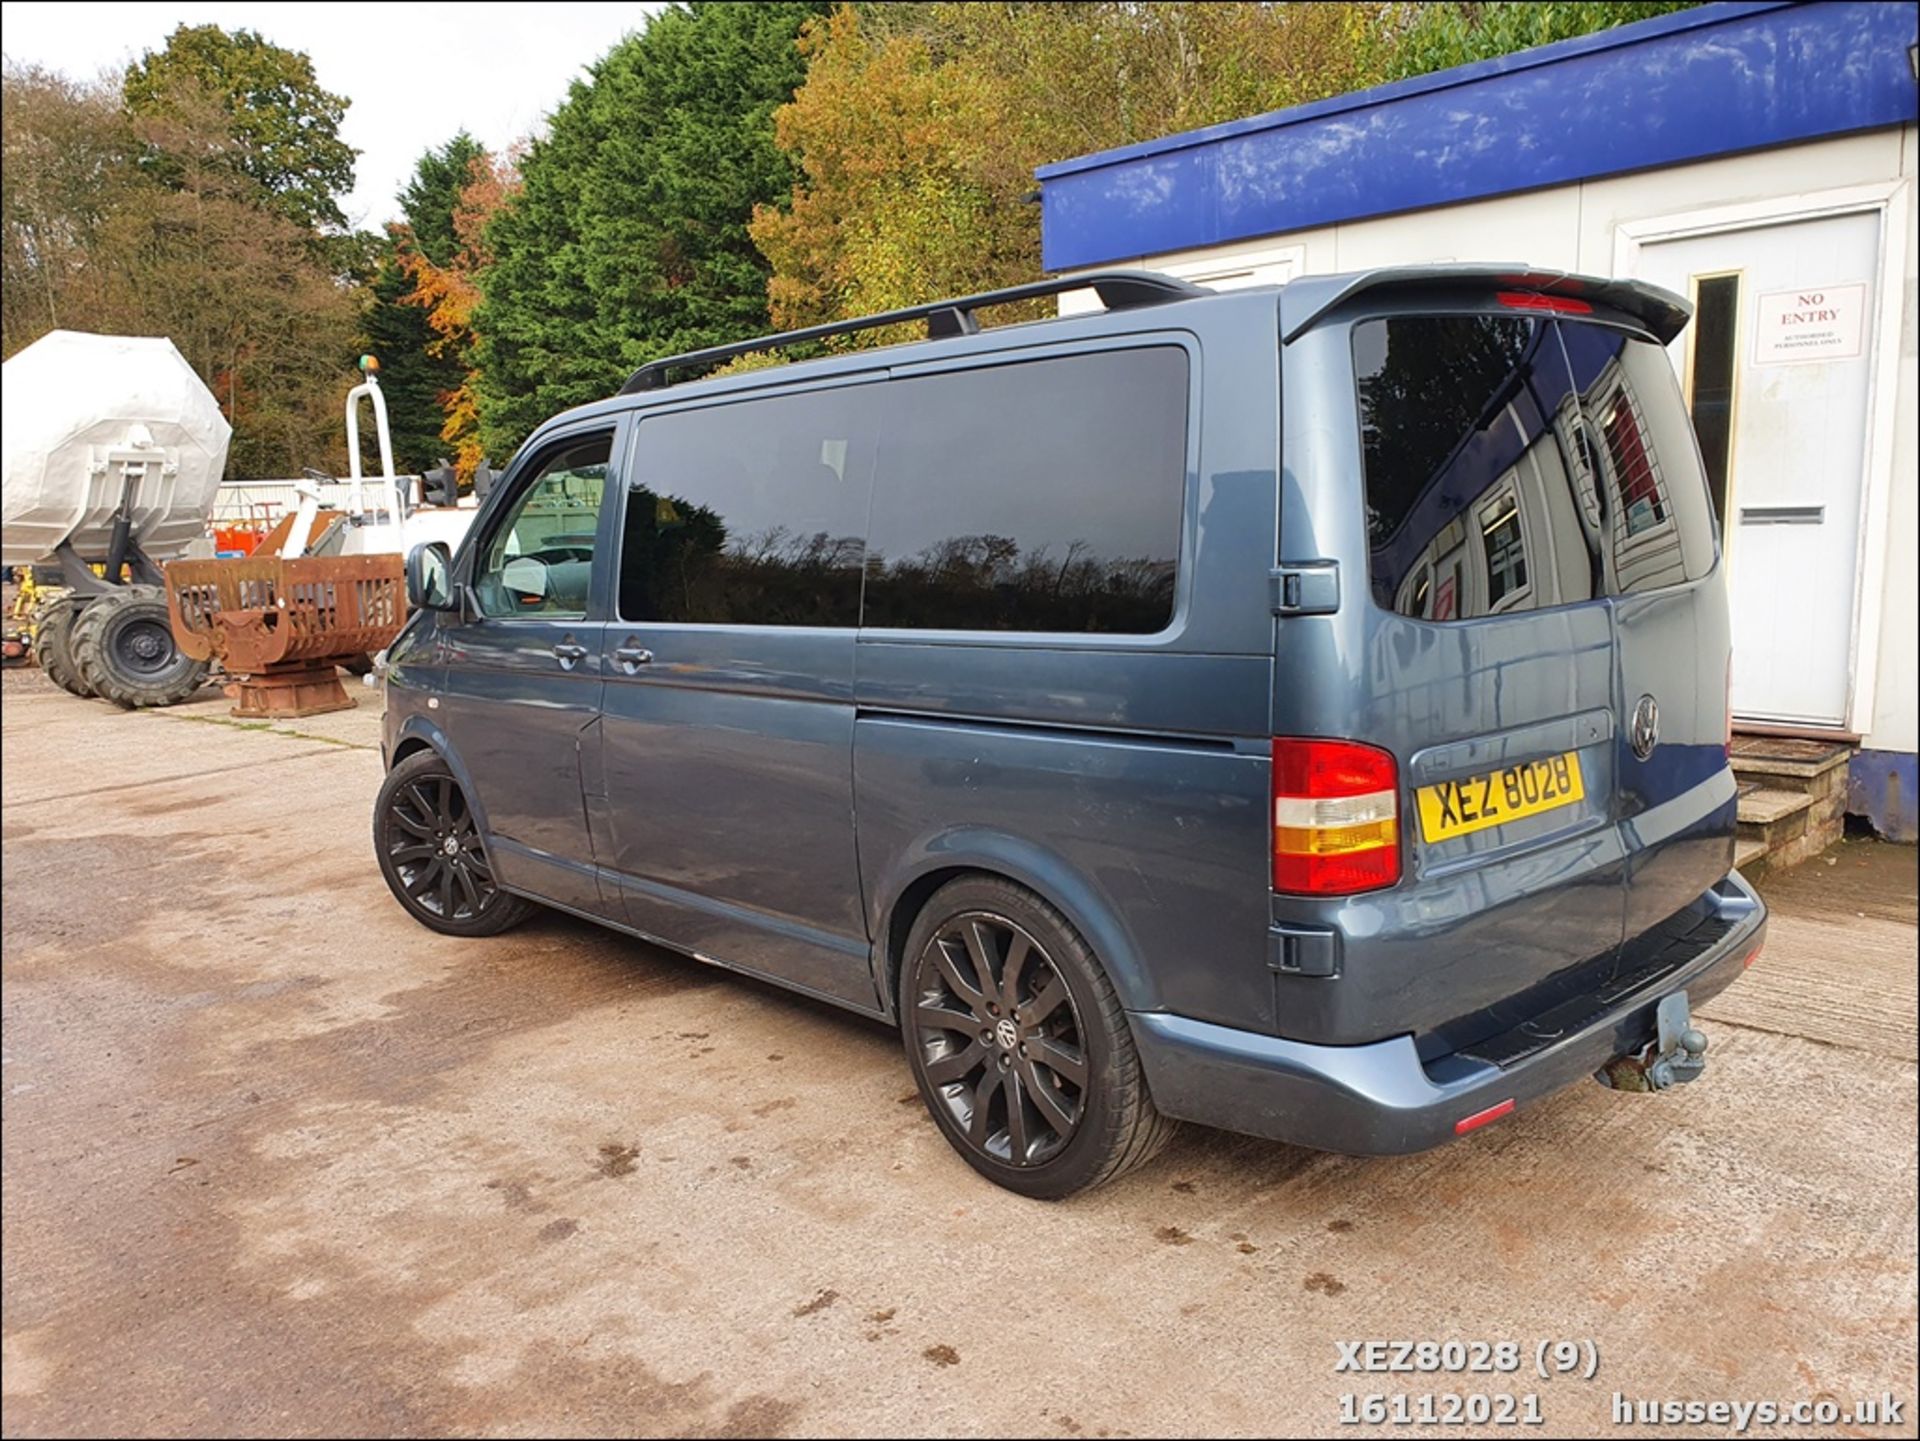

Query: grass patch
[173,713,372,749]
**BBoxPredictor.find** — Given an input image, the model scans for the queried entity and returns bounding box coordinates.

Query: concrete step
[1733,782,1844,876]
[1729,735,1854,791]
[1727,735,1854,875]
[1738,787,1814,828]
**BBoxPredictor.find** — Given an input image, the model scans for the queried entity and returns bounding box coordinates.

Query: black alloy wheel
[388,772,494,922]
[901,876,1176,1198]
[913,910,1089,1168]
[372,751,533,936]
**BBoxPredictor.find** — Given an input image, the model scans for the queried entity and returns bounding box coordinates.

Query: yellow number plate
[1416,752,1586,843]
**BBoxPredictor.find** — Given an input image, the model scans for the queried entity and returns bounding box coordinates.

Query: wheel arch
[386,713,497,846]
[873,834,1162,1023]
[390,735,435,766]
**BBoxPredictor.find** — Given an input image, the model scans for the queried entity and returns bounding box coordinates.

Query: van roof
[615,262,1690,398]
[519,263,1692,452]
[615,269,1208,396]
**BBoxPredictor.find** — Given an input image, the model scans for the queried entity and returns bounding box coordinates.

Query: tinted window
[863,348,1187,633]
[472,433,610,620]
[1354,315,1715,620]
[619,386,877,626]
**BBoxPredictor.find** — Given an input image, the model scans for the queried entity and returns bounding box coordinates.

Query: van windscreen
[1352,315,1716,620]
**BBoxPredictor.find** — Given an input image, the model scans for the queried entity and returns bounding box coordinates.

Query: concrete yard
[3,666,1916,1438]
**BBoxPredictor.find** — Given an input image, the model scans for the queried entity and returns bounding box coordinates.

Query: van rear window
[1353,315,1716,620]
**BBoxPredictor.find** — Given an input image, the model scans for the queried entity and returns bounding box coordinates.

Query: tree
[123,24,356,233]
[3,63,362,477]
[2,63,140,352]
[362,133,487,472]
[362,251,451,475]
[101,87,361,476]
[399,130,485,267]
[473,1,827,457]
[1378,2,1696,82]
[400,147,520,478]
[752,3,1388,332]
[754,2,1698,331]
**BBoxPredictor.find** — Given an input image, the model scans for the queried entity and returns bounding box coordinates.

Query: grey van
[374,266,1766,1198]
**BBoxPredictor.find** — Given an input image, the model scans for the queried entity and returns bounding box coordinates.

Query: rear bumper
[1131,872,1766,1155]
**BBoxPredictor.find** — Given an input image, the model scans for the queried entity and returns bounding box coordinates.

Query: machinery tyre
[30,595,95,698]
[339,653,375,677]
[71,585,210,709]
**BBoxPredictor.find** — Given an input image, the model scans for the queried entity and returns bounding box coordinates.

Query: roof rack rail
[616,269,1207,395]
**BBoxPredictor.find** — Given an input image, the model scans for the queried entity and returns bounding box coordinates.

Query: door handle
[613,640,654,674]
[552,640,589,669]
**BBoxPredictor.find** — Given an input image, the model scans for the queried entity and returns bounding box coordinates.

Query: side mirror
[405,541,454,611]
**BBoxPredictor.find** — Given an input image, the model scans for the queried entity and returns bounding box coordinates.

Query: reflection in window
[473,434,610,619]
[619,387,876,626]
[1353,315,1716,621]
[1603,391,1666,537]
[863,348,1187,633]
[1481,492,1528,608]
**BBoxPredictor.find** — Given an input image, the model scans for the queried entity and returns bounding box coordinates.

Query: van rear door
[1274,279,1733,1054]
[1552,322,1734,939]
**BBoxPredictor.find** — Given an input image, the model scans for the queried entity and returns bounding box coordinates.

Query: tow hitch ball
[1597,993,1709,1092]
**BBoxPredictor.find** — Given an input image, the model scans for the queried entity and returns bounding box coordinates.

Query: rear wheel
[30,595,94,698]
[70,585,208,708]
[900,876,1176,1199]
[373,750,534,937]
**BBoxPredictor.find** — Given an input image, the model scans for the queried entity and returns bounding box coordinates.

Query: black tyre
[373,750,534,937]
[29,595,94,698]
[70,585,209,708]
[900,876,1176,1199]
[339,653,375,677]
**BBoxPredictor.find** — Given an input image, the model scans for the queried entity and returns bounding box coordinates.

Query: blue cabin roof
[1036,1,1919,271]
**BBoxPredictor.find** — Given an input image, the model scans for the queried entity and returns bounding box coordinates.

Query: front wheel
[372,751,534,936]
[900,876,1176,1199]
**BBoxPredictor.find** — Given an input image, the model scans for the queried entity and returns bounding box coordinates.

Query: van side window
[472,433,611,620]
[1354,315,1715,620]
[619,386,877,627]
[863,348,1187,634]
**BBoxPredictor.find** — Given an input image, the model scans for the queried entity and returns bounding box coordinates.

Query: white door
[1633,211,1880,728]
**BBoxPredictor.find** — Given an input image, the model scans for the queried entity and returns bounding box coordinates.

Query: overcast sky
[0,0,670,229]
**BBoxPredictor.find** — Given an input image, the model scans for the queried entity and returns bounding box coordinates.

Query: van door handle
[613,641,654,673]
[551,640,589,669]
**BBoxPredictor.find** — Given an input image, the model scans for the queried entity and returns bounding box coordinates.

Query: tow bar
[1597,992,1709,1093]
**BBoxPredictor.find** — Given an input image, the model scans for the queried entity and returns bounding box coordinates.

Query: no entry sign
[1753,283,1868,365]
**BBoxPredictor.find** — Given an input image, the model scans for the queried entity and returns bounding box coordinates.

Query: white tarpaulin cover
[1,331,231,568]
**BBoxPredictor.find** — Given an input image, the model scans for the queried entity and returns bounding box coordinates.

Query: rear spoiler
[1279,264,1691,345]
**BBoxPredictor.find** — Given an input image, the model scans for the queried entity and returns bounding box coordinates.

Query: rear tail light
[1743,943,1763,969]
[1271,738,1401,895]
[1496,290,1594,315]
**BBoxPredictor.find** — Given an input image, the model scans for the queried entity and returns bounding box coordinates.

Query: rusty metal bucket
[165,553,407,717]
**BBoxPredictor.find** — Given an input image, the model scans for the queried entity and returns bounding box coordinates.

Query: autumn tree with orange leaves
[396,147,519,480]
